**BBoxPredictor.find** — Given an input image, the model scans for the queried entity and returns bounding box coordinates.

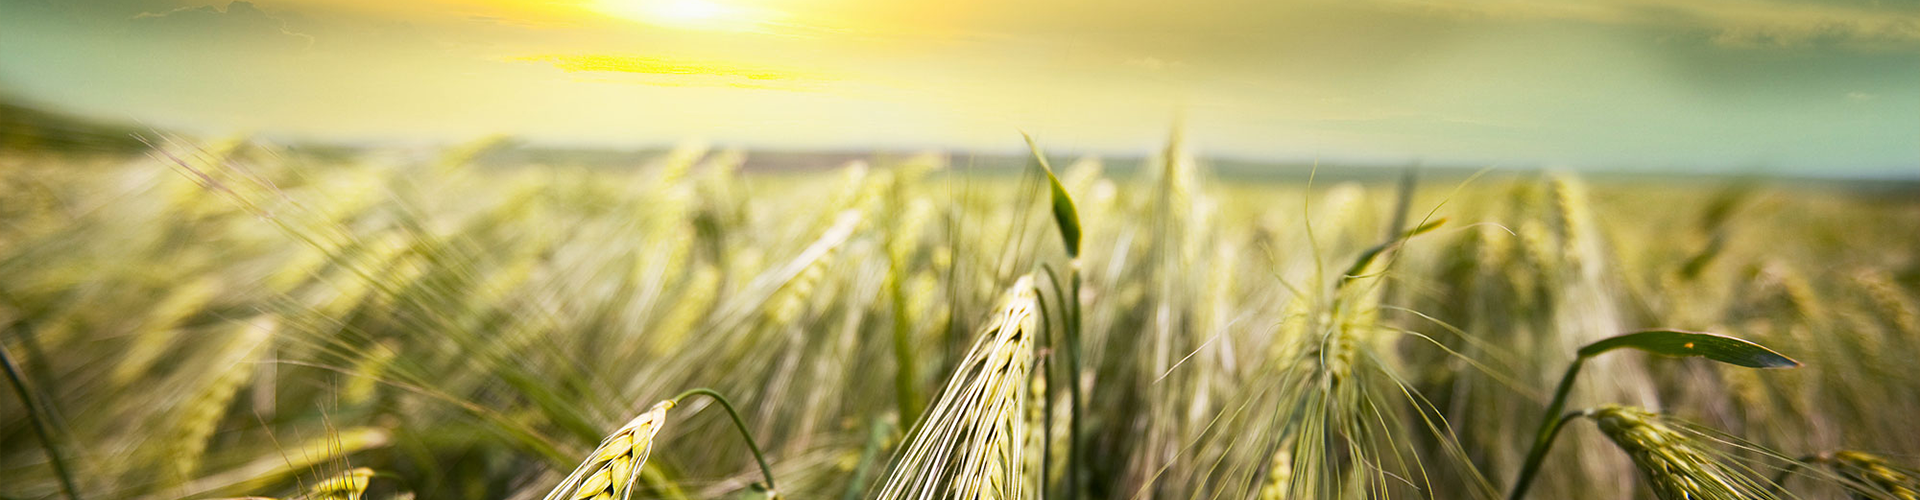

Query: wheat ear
[1588,406,1777,500]
[874,275,1038,500]
[1827,451,1920,500]
[543,400,674,500]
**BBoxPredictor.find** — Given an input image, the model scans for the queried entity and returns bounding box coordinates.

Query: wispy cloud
[511,54,833,90]
[131,1,315,49]
[1381,0,1920,48]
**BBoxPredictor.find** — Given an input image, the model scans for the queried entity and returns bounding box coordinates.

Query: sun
[593,0,762,31]
[646,0,724,24]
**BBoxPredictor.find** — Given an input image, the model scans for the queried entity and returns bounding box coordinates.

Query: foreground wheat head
[874,275,1038,500]
[544,400,675,500]
[1588,406,1777,500]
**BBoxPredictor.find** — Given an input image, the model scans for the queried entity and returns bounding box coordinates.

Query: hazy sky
[2,0,1916,174]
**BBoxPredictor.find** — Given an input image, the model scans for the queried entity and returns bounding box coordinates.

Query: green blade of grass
[1022,133,1081,258]
[1579,330,1801,369]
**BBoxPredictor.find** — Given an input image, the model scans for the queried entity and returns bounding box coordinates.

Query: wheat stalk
[1021,358,1050,496]
[2,341,80,500]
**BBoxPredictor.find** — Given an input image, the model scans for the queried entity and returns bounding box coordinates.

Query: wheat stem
[840,419,893,500]
[671,388,779,491]
[1507,409,1587,500]
[1033,280,1055,500]
[892,275,922,425]
[2,343,80,500]
[1511,330,1796,500]
[1508,357,1586,500]
[1041,262,1084,500]
[1065,264,1082,500]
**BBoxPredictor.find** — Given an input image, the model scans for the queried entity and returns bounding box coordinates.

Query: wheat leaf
[1022,132,1081,258]
[1579,330,1800,369]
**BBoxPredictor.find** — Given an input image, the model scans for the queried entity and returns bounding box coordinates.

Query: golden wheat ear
[544,400,676,500]
[874,275,1039,500]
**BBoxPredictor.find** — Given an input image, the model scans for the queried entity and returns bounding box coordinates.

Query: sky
[1,0,1916,175]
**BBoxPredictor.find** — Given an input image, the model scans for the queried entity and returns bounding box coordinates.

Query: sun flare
[593,0,764,30]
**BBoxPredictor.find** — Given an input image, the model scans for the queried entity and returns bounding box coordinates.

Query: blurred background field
[2,125,1917,499]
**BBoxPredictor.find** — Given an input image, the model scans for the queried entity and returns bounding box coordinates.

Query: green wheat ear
[1578,330,1800,369]
[1586,406,1781,500]
[1021,133,1080,258]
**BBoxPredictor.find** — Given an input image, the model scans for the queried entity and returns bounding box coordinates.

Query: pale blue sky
[2,0,1916,175]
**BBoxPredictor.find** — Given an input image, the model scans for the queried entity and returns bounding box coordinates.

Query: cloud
[131,1,314,50]
[1692,0,1920,48]
[1377,0,1920,48]
[511,54,832,90]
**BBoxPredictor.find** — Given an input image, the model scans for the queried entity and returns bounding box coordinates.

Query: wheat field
[2,135,1918,500]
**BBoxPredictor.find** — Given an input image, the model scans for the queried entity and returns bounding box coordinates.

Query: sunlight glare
[594,0,757,30]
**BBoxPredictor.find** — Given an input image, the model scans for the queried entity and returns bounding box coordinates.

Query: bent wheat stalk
[1507,329,1798,500]
[670,388,780,494]
[2,343,80,500]
[544,390,778,500]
